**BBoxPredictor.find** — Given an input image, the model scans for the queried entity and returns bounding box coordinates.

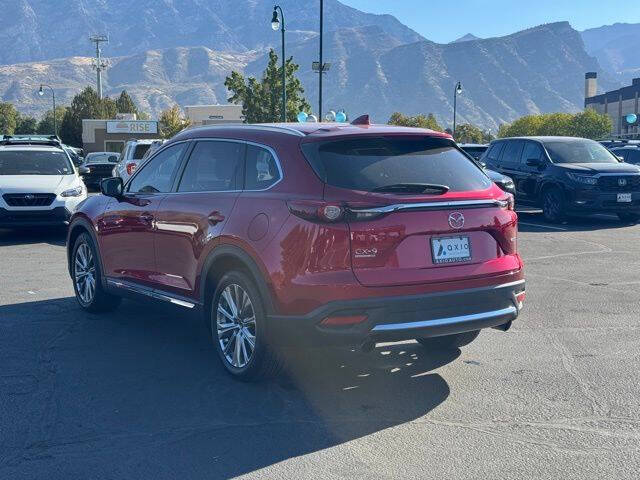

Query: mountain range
[0,0,637,130]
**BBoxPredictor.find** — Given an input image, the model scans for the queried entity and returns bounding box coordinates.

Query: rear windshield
[544,139,619,164]
[301,136,491,192]
[133,144,151,159]
[0,150,73,175]
[86,153,119,163]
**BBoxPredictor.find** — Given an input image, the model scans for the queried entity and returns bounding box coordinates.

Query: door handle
[208,213,225,226]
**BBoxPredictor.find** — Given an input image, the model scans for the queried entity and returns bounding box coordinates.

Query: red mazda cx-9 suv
[67,118,525,380]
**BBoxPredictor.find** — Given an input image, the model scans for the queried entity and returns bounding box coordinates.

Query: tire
[618,212,640,223]
[417,330,480,351]
[210,271,283,381]
[71,232,122,313]
[542,186,565,223]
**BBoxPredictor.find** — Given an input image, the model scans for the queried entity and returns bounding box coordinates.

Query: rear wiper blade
[371,183,450,194]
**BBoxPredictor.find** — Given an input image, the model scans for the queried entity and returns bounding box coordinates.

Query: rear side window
[501,140,524,167]
[301,136,490,193]
[486,142,504,161]
[133,144,151,159]
[245,145,281,190]
[178,141,244,192]
[128,143,186,193]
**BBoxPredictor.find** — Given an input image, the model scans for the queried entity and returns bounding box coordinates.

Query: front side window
[128,143,186,193]
[178,141,244,192]
[0,150,73,175]
[301,136,490,193]
[521,141,544,163]
[245,145,281,190]
[501,140,524,166]
[486,142,504,161]
[544,139,619,164]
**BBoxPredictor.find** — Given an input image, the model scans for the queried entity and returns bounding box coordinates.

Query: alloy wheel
[216,284,257,368]
[74,243,96,304]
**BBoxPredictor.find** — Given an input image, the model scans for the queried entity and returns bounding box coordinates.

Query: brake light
[126,162,137,176]
[287,200,344,222]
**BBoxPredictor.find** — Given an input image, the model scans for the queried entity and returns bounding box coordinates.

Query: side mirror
[526,158,542,167]
[100,177,124,198]
[617,155,625,162]
[78,166,90,175]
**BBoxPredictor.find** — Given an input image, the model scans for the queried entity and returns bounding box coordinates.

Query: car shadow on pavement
[0,227,67,247]
[0,297,455,478]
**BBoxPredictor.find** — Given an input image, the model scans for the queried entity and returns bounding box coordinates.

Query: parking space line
[518,221,568,231]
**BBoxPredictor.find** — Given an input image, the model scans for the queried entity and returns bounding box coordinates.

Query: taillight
[515,291,526,309]
[499,194,515,211]
[287,200,344,222]
[126,162,137,176]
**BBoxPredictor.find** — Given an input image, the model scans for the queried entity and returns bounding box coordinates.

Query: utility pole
[89,35,109,99]
[319,0,324,121]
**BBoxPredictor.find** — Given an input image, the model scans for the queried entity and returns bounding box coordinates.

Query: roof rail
[0,135,63,147]
[188,124,306,137]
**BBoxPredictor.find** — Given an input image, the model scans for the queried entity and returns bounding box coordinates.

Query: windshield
[544,139,619,164]
[0,150,73,175]
[86,153,119,164]
[301,136,491,193]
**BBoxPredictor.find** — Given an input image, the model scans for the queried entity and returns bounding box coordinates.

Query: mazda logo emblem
[618,178,628,187]
[448,212,465,229]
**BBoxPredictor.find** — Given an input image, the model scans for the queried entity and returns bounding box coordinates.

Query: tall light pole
[38,84,56,137]
[318,0,324,121]
[89,35,109,99]
[271,6,286,122]
[453,81,462,137]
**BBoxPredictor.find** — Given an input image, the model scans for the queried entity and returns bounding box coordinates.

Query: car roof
[172,122,452,144]
[0,144,66,152]
[127,139,162,145]
[459,143,488,148]
[494,136,598,143]
[612,145,640,149]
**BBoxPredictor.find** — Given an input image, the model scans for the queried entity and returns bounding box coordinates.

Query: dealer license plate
[617,193,632,203]
[431,236,471,264]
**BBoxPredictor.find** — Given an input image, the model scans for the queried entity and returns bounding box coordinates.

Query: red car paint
[68,122,524,343]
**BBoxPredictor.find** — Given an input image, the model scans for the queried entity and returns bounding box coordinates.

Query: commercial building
[584,72,640,138]
[82,115,160,154]
[184,104,244,126]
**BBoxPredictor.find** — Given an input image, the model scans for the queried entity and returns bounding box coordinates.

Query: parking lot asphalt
[1,211,639,480]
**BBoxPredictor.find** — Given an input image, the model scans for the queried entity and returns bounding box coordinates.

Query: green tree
[115,90,139,115]
[388,112,443,131]
[15,115,38,134]
[159,105,191,138]
[498,111,612,139]
[454,123,485,143]
[0,102,19,135]
[37,106,68,135]
[59,87,117,147]
[225,49,311,123]
[570,109,612,139]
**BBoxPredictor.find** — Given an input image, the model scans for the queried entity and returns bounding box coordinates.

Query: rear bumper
[0,206,71,228]
[267,279,525,347]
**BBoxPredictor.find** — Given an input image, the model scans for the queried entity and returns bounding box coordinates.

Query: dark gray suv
[481,136,640,223]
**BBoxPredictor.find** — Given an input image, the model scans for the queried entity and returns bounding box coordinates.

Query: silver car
[112,139,162,183]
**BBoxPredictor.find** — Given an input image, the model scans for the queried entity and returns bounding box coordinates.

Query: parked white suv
[112,139,162,183]
[0,139,87,228]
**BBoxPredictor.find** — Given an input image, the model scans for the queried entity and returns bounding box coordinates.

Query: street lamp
[271,6,286,122]
[38,84,57,137]
[453,81,462,137]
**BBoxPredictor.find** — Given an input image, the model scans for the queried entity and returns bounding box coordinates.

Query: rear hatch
[302,135,519,287]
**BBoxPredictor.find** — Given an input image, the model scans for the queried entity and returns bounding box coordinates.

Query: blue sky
[341,0,640,43]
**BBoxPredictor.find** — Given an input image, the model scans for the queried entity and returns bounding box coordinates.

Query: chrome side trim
[349,199,506,215]
[107,279,196,309]
[371,306,517,332]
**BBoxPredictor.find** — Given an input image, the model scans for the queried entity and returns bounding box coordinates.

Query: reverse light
[126,162,137,176]
[516,291,526,309]
[566,172,598,185]
[60,185,84,197]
